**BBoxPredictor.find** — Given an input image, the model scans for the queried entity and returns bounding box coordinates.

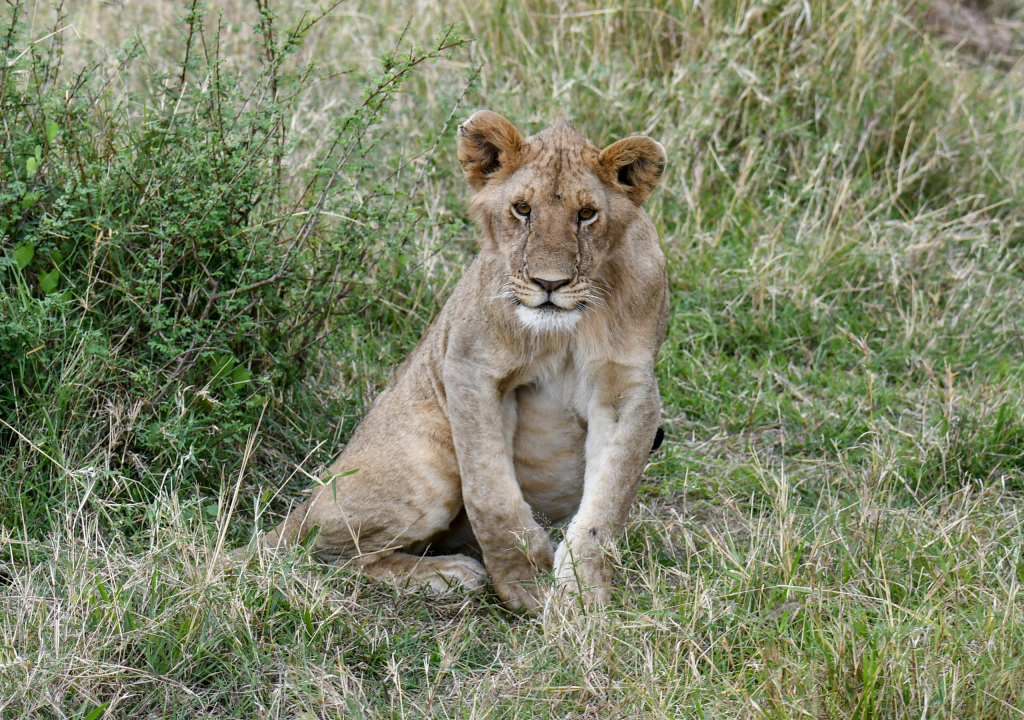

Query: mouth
[513,299,585,333]
[514,297,578,311]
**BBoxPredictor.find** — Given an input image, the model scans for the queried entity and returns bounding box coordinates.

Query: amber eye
[513,202,531,217]
[578,207,597,221]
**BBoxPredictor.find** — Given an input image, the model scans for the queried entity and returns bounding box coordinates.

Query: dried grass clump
[924,0,1024,64]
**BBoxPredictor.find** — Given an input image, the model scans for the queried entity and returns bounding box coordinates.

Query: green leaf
[46,121,59,143]
[22,192,40,209]
[34,145,41,162]
[231,366,252,385]
[210,354,234,382]
[82,703,109,720]
[13,243,34,270]
[52,249,65,265]
[39,268,60,294]
[25,156,37,174]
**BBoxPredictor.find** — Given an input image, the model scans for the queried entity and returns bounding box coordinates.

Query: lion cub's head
[457,111,666,333]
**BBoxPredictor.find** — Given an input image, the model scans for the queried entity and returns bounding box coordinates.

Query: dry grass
[4,468,1023,716]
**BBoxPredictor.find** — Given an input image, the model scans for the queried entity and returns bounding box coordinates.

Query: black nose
[532,277,570,293]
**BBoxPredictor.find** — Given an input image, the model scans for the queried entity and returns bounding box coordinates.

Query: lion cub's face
[457,112,666,333]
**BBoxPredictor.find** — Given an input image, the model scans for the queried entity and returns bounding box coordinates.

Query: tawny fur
[250,111,670,612]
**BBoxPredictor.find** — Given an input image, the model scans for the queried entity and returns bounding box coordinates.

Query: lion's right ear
[457,110,525,190]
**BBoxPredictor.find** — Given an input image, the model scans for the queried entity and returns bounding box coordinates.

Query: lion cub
[253,111,669,612]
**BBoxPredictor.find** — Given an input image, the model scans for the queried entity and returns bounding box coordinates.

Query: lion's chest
[509,359,591,524]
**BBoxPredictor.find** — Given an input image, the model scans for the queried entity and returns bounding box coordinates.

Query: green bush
[0,1,465,537]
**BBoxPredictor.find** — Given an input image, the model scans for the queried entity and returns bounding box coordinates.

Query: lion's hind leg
[356,551,487,594]
[231,456,482,594]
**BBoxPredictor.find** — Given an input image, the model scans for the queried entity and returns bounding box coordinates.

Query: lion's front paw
[551,540,613,608]
[482,524,554,613]
[489,553,550,613]
[518,524,555,572]
[493,578,547,613]
[549,580,612,608]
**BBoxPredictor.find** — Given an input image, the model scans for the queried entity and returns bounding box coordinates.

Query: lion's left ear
[598,136,667,205]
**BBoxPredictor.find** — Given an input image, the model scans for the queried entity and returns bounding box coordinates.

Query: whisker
[593,281,614,299]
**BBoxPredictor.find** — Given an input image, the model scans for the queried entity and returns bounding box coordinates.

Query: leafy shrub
[0,2,465,536]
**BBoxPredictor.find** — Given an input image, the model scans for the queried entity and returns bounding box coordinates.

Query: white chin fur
[515,305,583,333]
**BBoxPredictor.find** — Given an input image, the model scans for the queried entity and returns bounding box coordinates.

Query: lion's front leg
[552,370,661,607]
[445,364,554,613]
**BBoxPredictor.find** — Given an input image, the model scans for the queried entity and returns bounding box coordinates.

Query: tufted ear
[598,136,667,204]
[457,110,525,190]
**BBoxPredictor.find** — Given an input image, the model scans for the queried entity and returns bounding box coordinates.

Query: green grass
[3,0,1024,716]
